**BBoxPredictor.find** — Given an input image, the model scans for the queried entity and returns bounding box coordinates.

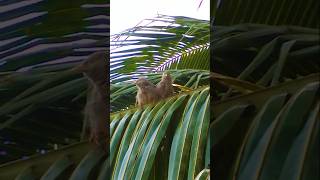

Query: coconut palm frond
[110,15,210,83]
[110,69,209,112]
[110,86,210,180]
[215,0,319,28]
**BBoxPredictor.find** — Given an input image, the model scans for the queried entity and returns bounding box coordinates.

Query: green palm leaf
[215,0,319,28]
[110,15,210,83]
[110,85,210,180]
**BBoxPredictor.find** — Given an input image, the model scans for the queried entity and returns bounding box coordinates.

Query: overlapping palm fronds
[111,84,210,180]
[0,0,109,164]
[212,74,319,180]
[214,0,319,29]
[211,0,319,179]
[109,16,211,179]
[110,15,210,83]
[1,0,318,179]
[1,8,212,178]
[211,24,319,100]
[0,0,109,73]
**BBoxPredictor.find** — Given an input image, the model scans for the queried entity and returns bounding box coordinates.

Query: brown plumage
[72,51,108,152]
[156,72,174,99]
[135,72,174,107]
[135,77,161,107]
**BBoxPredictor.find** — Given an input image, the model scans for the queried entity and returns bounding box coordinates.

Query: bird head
[135,78,154,88]
[71,51,106,74]
[162,71,172,82]
[71,51,107,83]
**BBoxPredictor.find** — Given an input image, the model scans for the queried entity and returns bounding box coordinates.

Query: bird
[135,77,161,107]
[156,72,174,99]
[71,51,109,152]
[135,72,174,107]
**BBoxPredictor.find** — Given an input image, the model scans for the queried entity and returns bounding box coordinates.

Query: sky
[110,0,209,35]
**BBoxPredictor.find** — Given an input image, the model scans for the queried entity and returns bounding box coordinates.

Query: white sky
[110,0,209,35]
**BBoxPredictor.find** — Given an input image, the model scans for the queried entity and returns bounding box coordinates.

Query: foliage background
[0,0,109,165]
[211,0,319,179]
[0,0,318,179]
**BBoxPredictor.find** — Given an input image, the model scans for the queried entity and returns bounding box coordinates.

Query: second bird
[156,72,174,99]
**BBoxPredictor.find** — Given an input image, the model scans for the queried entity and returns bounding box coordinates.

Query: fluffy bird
[156,72,174,99]
[135,77,161,107]
[72,51,108,152]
